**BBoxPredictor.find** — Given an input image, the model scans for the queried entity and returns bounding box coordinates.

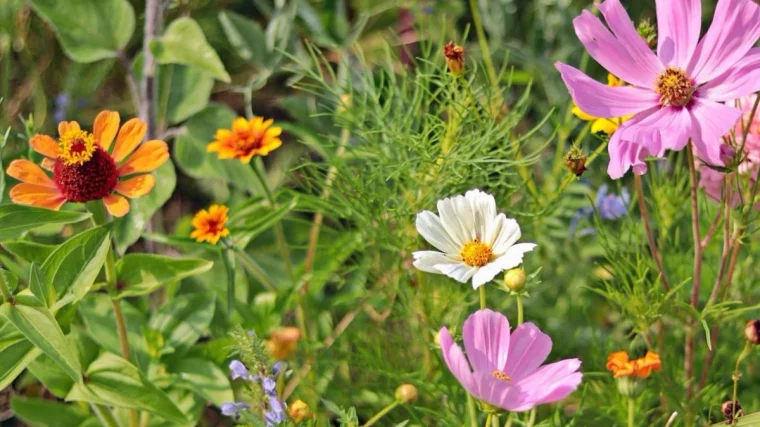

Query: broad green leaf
[149,293,215,356]
[12,396,91,427]
[2,240,56,265]
[66,353,187,424]
[142,233,222,253]
[29,263,53,307]
[0,205,90,241]
[151,17,230,83]
[0,323,41,390]
[218,11,275,68]
[114,253,213,299]
[149,388,205,427]
[29,330,101,398]
[29,0,135,63]
[173,104,263,194]
[165,358,233,406]
[710,411,760,426]
[0,268,18,295]
[41,225,111,303]
[113,161,176,254]
[159,64,214,126]
[0,296,81,382]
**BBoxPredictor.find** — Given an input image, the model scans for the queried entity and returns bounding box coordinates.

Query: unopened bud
[637,19,657,48]
[615,377,645,398]
[503,268,527,291]
[722,400,742,424]
[720,144,737,167]
[745,319,760,345]
[288,399,313,421]
[395,384,418,404]
[443,42,465,77]
[565,146,587,177]
[267,327,301,360]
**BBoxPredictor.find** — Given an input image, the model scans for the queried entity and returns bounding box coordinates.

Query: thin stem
[526,408,536,427]
[485,414,493,427]
[112,300,131,361]
[91,404,119,427]
[684,143,702,400]
[731,343,752,423]
[634,174,671,291]
[516,294,524,326]
[251,160,294,279]
[233,247,278,292]
[479,286,486,310]
[140,0,161,138]
[467,394,479,427]
[492,414,500,427]
[707,175,734,306]
[363,400,399,426]
[467,0,499,95]
[628,398,635,427]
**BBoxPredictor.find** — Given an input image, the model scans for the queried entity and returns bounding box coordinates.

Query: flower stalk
[633,174,670,291]
[684,142,702,399]
[363,400,400,427]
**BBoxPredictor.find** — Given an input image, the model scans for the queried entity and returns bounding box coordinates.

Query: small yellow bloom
[288,399,313,421]
[606,350,661,379]
[190,204,230,245]
[572,74,631,134]
[207,117,282,163]
[267,326,301,360]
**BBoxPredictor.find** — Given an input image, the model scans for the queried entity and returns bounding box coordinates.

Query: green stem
[467,0,499,94]
[628,398,635,427]
[516,294,523,326]
[91,404,119,427]
[467,394,479,427]
[485,414,493,427]
[363,400,400,427]
[732,342,752,423]
[0,269,14,304]
[479,286,486,310]
[526,408,536,427]
[251,160,294,279]
[233,247,278,292]
[492,414,500,427]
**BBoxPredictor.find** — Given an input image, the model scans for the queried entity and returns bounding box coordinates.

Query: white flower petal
[434,262,478,283]
[413,251,459,273]
[488,215,521,255]
[471,262,504,289]
[437,194,472,245]
[416,211,460,254]
[492,243,537,270]
[465,189,496,240]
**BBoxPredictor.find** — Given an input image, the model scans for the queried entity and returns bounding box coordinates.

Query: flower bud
[565,146,587,177]
[722,400,742,424]
[636,19,657,48]
[745,319,760,345]
[288,399,313,421]
[615,377,645,398]
[267,327,301,360]
[503,267,527,291]
[443,42,465,77]
[395,384,418,404]
[720,144,737,166]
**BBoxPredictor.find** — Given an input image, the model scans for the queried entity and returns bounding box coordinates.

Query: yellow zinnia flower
[207,117,282,163]
[7,111,169,217]
[190,204,230,244]
[571,74,631,134]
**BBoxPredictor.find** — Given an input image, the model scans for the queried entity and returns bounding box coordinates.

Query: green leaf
[41,225,111,304]
[114,254,213,299]
[230,196,298,248]
[218,11,275,68]
[11,396,91,427]
[0,268,18,295]
[0,297,81,383]
[2,240,57,265]
[28,0,135,63]
[0,323,41,390]
[0,205,91,241]
[66,353,188,424]
[0,128,9,204]
[149,293,215,357]
[151,17,230,83]
[142,233,222,253]
[159,64,215,126]
[173,104,263,194]
[29,263,53,307]
[113,161,176,254]
[710,411,760,426]
[165,358,233,406]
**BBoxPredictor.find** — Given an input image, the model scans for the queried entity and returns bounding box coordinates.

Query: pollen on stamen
[461,238,492,267]
[492,370,511,381]
[655,67,696,107]
[58,130,97,166]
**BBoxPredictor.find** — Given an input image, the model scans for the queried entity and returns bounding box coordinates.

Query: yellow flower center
[492,370,511,382]
[461,239,492,267]
[59,129,97,166]
[655,67,696,107]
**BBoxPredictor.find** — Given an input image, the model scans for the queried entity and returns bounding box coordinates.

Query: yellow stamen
[461,239,492,267]
[655,67,695,107]
[492,370,511,381]
[58,129,97,166]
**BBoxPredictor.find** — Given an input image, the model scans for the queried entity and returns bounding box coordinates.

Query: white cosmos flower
[413,189,536,289]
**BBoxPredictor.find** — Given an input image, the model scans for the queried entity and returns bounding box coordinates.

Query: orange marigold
[207,117,282,163]
[606,350,661,379]
[7,111,169,217]
[190,204,230,245]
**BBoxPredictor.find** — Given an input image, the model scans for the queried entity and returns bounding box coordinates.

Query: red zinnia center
[70,139,88,155]
[233,130,264,157]
[53,147,118,202]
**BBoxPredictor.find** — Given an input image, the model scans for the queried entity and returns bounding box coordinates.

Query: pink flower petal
[572,10,658,87]
[618,105,693,154]
[512,359,583,410]
[503,323,552,381]
[555,63,660,118]
[656,0,701,67]
[689,98,743,166]
[470,371,522,411]
[596,0,664,82]
[699,48,760,102]
[463,309,511,373]
[606,107,661,179]
[439,327,475,392]
[687,0,760,84]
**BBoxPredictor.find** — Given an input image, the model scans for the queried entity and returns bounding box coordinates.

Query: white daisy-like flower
[413,189,536,289]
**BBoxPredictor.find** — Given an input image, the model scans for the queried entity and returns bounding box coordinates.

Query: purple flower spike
[229,360,252,381]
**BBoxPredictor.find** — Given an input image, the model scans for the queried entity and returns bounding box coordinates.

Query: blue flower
[221,402,249,420]
[264,395,286,426]
[595,184,630,220]
[229,360,252,381]
[261,376,277,395]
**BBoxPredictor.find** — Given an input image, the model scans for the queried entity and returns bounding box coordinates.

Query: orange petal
[10,183,66,210]
[29,134,59,159]
[7,159,56,187]
[111,118,147,163]
[103,194,130,217]
[232,117,250,133]
[58,121,81,138]
[117,140,169,176]
[265,126,282,138]
[41,158,56,171]
[114,174,155,198]
[93,110,120,151]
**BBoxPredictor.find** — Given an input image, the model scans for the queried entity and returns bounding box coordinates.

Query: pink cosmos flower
[439,309,582,412]
[556,0,760,179]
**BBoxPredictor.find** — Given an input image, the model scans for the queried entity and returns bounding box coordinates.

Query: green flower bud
[395,384,418,404]
[503,268,527,291]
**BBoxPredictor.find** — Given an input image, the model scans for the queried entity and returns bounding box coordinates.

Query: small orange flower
[207,117,282,163]
[190,204,230,244]
[443,41,465,76]
[267,326,301,360]
[606,351,661,379]
[7,111,169,217]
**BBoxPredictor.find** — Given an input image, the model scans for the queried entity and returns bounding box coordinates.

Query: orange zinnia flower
[207,117,282,163]
[606,350,661,379]
[7,111,169,217]
[190,204,230,244]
